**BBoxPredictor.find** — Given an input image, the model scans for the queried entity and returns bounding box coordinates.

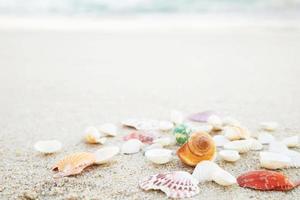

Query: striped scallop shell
[224,139,253,153]
[139,171,199,199]
[52,152,96,178]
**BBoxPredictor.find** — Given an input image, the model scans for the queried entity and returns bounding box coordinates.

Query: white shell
[223,139,253,153]
[84,126,105,144]
[121,118,161,130]
[192,161,220,182]
[145,149,173,164]
[219,150,240,162]
[139,171,199,199]
[170,110,184,124]
[259,151,291,169]
[153,137,175,147]
[258,132,275,144]
[213,135,230,147]
[250,138,263,151]
[159,121,174,131]
[34,140,62,154]
[223,126,242,141]
[260,122,278,131]
[94,146,120,164]
[282,136,299,148]
[211,169,237,186]
[222,116,240,127]
[99,123,118,136]
[207,115,223,131]
[143,143,163,152]
[121,139,143,154]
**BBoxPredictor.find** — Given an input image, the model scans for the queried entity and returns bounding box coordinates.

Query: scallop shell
[145,149,173,164]
[212,169,237,186]
[282,136,299,148]
[84,126,105,144]
[52,152,96,178]
[121,139,143,154]
[224,139,253,153]
[153,137,175,147]
[213,135,230,147]
[250,138,263,151]
[260,122,278,132]
[258,132,275,144]
[94,146,120,164]
[207,115,223,131]
[192,161,220,182]
[121,118,160,130]
[99,123,118,137]
[222,116,240,127]
[259,152,291,169]
[219,150,240,162]
[177,132,216,166]
[159,121,174,131]
[170,110,184,124]
[139,171,199,199]
[34,140,62,154]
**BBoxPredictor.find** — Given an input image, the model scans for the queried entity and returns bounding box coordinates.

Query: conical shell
[52,152,96,178]
[99,123,118,137]
[139,171,199,199]
[213,135,230,147]
[121,139,143,154]
[259,152,291,169]
[219,150,240,162]
[207,115,223,131]
[192,161,220,182]
[212,169,237,186]
[94,146,120,164]
[145,149,173,164]
[282,136,299,148]
[177,132,216,166]
[84,127,105,144]
[223,139,253,153]
[258,132,275,144]
[34,140,62,154]
[260,122,278,132]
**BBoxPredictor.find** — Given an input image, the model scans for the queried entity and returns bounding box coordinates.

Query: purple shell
[188,110,218,122]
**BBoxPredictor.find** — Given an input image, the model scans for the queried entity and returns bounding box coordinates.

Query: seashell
[282,136,299,148]
[121,118,161,130]
[219,150,240,162]
[177,132,216,166]
[192,161,220,182]
[223,126,250,141]
[213,135,230,147]
[188,110,217,122]
[212,169,237,186]
[257,132,275,144]
[237,170,300,191]
[249,138,263,151]
[34,140,62,154]
[139,171,199,199]
[52,152,96,178]
[143,143,163,152]
[94,146,120,164]
[189,124,213,133]
[153,137,175,147]
[145,149,173,164]
[260,122,278,132]
[207,115,223,131]
[170,110,184,124]
[222,116,240,127]
[259,151,291,169]
[123,131,155,144]
[84,126,105,144]
[159,121,174,131]
[223,139,253,153]
[121,139,143,154]
[172,124,192,145]
[99,123,118,137]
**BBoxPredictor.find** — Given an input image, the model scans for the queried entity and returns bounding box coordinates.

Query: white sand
[0,17,300,199]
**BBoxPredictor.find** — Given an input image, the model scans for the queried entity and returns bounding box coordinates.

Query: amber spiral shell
[177,132,216,166]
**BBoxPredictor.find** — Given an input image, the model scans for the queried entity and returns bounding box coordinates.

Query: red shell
[237,170,299,191]
[123,131,155,144]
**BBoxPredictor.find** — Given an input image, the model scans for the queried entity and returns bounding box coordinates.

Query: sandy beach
[0,17,300,199]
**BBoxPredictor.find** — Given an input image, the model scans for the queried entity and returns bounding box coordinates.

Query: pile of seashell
[33,110,300,199]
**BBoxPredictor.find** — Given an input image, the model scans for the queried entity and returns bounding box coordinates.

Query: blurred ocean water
[0,0,299,16]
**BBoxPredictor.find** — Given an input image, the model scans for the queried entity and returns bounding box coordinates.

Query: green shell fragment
[173,124,192,145]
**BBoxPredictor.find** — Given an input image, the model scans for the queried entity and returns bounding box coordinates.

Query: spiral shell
[177,132,216,166]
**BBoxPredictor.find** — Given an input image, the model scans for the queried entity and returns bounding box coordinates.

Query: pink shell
[139,171,199,199]
[188,110,217,122]
[123,131,156,144]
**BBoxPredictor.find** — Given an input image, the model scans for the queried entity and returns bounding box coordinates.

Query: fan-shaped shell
[52,152,96,178]
[94,146,120,164]
[212,169,237,186]
[177,132,216,166]
[139,171,199,199]
[259,152,291,169]
[223,139,253,153]
[121,139,143,154]
[282,136,299,148]
[34,140,62,154]
[213,135,230,147]
[192,161,220,182]
[99,123,118,137]
[219,150,240,162]
[145,149,173,164]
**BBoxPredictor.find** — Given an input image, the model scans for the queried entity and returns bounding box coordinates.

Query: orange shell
[177,132,216,166]
[52,152,96,178]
